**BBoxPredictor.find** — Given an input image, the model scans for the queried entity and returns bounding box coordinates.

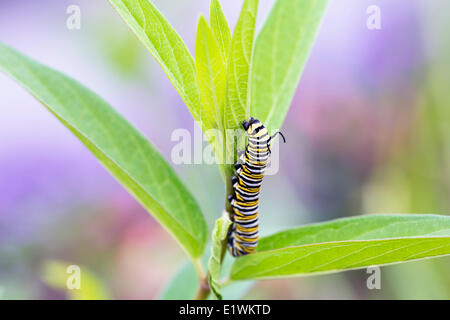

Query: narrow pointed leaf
[224,0,258,130]
[249,0,328,131]
[258,214,450,251]
[231,214,450,280]
[0,42,207,260]
[108,0,201,122]
[210,0,232,61]
[195,15,227,131]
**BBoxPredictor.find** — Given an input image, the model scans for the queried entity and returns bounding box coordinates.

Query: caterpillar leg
[234,150,245,165]
[227,232,255,257]
[227,228,247,257]
[227,194,235,204]
[227,224,238,257]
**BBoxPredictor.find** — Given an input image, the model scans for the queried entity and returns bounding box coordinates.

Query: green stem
[194,166,234,300]
[223,165,234,263]
[193,258,204,281]
[193,258,210,300]
[224,165,234,218]
[194,273,211,300]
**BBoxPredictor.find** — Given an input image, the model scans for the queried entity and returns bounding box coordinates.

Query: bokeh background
[1,0,449,299]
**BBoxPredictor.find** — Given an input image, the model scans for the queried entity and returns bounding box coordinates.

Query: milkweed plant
[1,0,450,300]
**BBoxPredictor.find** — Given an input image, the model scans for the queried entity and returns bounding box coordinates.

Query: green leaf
[224,0,258,130]
[41,260,109,300]
[108,0,201,123]
[210,0,232,61]
[158,261,199,300]
[208,212,232,299]
[249,0,328,131]
[231,214,450,280]
[0,42,207,260]
[195,15,227,131]
[258,214,450,251]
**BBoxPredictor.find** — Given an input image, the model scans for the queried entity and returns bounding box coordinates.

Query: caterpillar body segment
[227,118,271,257]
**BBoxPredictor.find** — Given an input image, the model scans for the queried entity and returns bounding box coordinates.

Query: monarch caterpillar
[227,117,285,257]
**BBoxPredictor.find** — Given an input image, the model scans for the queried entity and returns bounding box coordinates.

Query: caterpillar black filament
[227,117,285,257]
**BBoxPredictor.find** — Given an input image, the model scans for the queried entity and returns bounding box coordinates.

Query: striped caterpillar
[227,117,285,257]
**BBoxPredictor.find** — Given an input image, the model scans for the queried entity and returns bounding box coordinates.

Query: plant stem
[194,167,234,300]
[194,273,211,300]
[223,166,234,264]
[224,165,234,218]
[193,258,204,282]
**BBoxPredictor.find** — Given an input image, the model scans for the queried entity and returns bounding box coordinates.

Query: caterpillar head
[242,117,260,134]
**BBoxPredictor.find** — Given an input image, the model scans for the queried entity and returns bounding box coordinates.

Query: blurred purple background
[1,0,449,299]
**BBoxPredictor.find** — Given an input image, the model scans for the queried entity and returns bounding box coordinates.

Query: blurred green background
[0,0,449,299]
